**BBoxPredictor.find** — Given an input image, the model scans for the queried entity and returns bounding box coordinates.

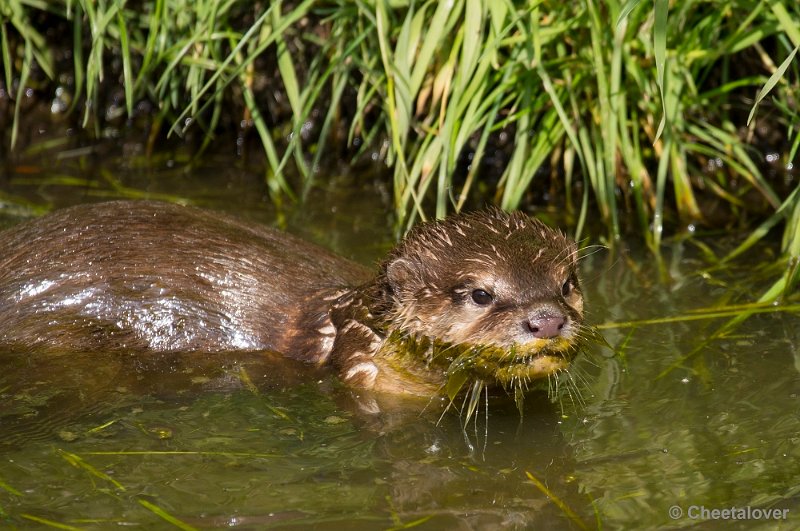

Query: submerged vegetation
[1,2,798,276]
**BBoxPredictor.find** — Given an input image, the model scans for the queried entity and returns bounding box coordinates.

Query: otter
[0,201,584,399]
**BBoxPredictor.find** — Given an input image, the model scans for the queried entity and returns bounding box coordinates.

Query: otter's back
[0,201,370,355]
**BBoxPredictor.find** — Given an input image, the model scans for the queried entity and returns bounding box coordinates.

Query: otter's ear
[386,258,417,291]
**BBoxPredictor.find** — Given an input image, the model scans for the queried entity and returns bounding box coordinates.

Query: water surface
[1,153,798,529]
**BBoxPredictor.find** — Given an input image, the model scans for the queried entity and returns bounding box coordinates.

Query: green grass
[1,0,799,284]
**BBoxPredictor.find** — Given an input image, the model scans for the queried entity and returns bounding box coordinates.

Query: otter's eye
[471,289,493,305]
[561,279,572,297]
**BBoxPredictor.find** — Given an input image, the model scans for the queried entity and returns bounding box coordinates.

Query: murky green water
[1,152,799,529]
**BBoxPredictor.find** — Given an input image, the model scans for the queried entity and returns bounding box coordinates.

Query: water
[1,152,799,529]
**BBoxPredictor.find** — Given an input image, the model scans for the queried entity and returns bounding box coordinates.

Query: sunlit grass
[1,0,798,266]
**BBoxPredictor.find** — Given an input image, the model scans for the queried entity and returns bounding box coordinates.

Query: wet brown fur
[0,202,583,396]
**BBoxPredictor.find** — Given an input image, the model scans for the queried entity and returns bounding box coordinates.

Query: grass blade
[19,514,82,531]
[525,471,589,530]
[138,499,199,531]
[653,0,668,141]
[747,45,798,126]
[58,449,126,491]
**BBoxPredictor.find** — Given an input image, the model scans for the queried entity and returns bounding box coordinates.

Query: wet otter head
[377,209,584,389]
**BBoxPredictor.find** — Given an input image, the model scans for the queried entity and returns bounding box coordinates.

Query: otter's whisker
[484,383,489,447]
[425,380,452,425]
[551,244,576,271]
[568,365,592,392]
[576,244,608,263]
[435,399,455,427]
[555,371,571,410]
[556,367,586,411]
[547,372,557,399]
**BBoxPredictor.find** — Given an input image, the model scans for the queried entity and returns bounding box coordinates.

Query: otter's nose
[527,311,566,339]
